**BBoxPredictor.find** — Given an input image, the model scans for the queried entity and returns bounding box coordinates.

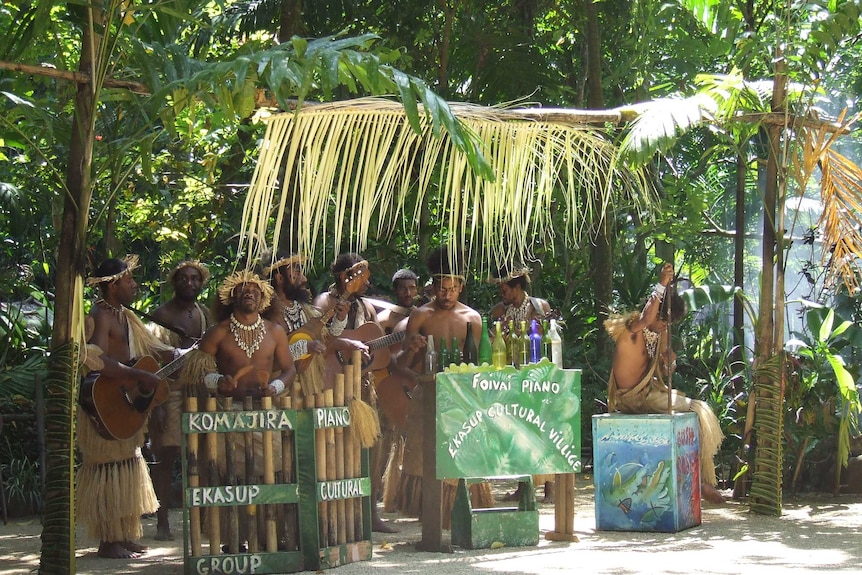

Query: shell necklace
[503,294,532,325]
[282,301,306,332]
[643,327,659,359]
[229,314,266,358]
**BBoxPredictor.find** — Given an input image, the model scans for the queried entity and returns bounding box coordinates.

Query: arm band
[289,339,309,358]
[329,316,347,336]
[204,372,223,391]
[269,379,285,395]
[653,283,666,297]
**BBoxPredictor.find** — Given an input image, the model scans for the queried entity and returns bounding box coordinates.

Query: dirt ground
[3,480,862,575]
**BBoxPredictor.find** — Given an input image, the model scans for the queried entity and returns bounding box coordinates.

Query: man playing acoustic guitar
[77,255,174,559]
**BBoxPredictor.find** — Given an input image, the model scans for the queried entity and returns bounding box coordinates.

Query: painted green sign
[435,362,581,479]
[182,409,296,433]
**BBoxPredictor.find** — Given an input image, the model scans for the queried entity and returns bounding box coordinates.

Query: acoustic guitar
[288,260,370,373]
[79,351,192,441]
[320,321,406,389]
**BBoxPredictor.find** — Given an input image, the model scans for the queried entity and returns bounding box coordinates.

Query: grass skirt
[76,408,158,542]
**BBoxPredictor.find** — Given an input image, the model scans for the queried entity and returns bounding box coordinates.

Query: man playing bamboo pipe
[78,255,173,559]
[149,259,214,541]
[605,262,725,504]
[313,252,395,533]
[193,270,296,400]
[394,248,492,527]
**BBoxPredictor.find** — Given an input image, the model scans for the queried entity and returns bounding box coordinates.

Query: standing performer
[377,268,419,334]
[488,263,554,502]
[488,263,551,328]
[313,253,395,533]
[605,262,725,504]
[395,248,493,527]
[149,259,214,541]
[78,255,173,558]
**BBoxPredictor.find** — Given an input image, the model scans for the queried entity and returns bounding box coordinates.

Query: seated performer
[605,262,725,504]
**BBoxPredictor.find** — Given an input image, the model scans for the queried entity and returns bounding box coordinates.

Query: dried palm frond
[238,98,655,273]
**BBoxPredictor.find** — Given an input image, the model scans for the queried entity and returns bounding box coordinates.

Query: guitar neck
[155,347,195,380]
[367,330,406,352]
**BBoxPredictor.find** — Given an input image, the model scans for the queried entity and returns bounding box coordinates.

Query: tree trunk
[585,0,612,356]
[39,8,101,573]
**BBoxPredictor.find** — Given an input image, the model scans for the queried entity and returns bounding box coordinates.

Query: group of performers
[75,251,725,559]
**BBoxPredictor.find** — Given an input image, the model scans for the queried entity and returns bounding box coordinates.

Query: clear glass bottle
[463,322,478,365]
[424,334,438,374]
[548,318,563,368]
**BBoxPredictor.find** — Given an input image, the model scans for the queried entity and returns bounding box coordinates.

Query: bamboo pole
[205,395,221,554]
[325,388,338,546]
[351,350,364,539]
[280,395,298,550]
[261,395,278,552]
[223,397,240,554]
[311,392,329,546]
[334,374,347,545]
[343,362,356,542]
[185,393,202,556]
[243,395,259,552]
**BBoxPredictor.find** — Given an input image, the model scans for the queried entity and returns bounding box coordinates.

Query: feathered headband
[86,254,139,287]
[217,270,274,311]
[168,259,211,284]
[263,254,306,277]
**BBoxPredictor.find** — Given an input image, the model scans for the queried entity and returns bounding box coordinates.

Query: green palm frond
[749,353,785,516]
[240,98,655,272]
[618,94,718,167]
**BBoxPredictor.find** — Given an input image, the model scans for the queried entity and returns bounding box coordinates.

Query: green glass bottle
[492,320,507,369]
[478,317,493,366]
[438,336,449,372]
[450,336,461,365]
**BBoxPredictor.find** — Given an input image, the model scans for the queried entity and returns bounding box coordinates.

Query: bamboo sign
[435,362,582,479]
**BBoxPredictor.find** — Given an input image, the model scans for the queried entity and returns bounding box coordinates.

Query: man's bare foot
[701,483,725,504]
[154,526,175,541]
[372,517,398,533]
[121,540,148,553]
[97,541,140,559]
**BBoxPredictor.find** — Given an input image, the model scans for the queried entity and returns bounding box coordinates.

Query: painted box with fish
[592,412,701,532]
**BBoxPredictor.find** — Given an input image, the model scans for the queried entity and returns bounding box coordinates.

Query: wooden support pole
[325,388,338,546]
[343,362,356,543]
[281,395,298,551]
[223,397,240,554]
[243,395,259,553]
[185,394,202,556]
[261,395,278,552]
[351,350,364,539]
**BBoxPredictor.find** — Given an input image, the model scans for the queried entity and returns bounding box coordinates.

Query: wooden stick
[243,395,259,552]
[185,394,202,556]
[205,395,221,555]
[311,393,329,547]
[334,374,347,545]
[261,395,278,552]
[343,362,356,542]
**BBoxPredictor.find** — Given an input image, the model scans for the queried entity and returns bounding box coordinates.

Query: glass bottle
[450,336,462,365]
[492,320,507,369]
[507,319,520,367]
[425,334,438,374]
[438,336,449,372]
[548,318,563,368]
[463,322,478,365]
[519,320,530,366]
[529,319,543,364]
[478,317,493,366]
[541,318,551,360]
